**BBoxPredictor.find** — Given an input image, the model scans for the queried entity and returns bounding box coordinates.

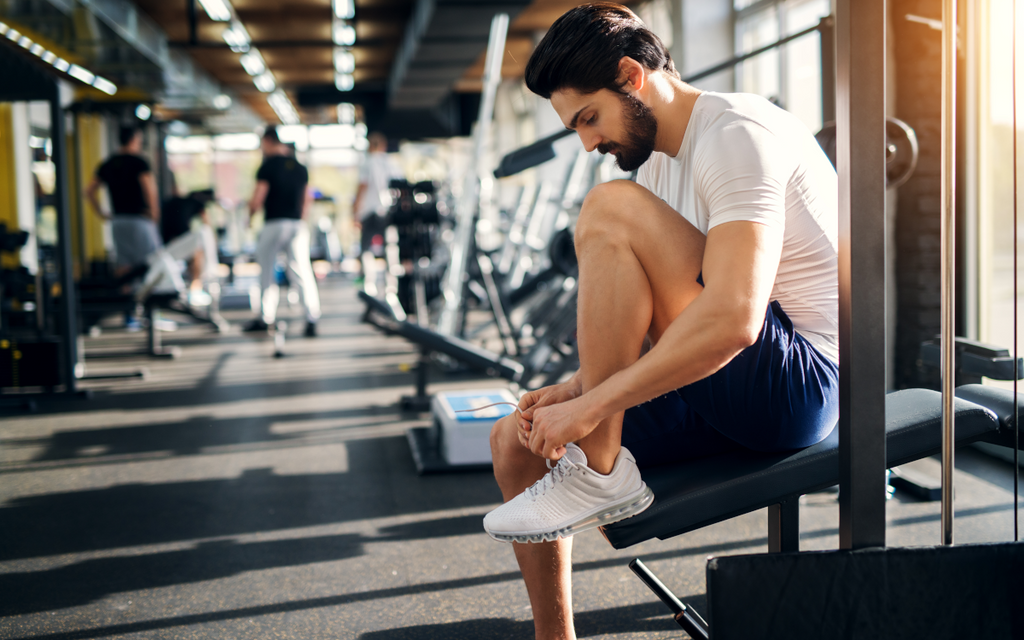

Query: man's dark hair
[525,3,678,99]
[118,125,140,147]
[262,125,280,143]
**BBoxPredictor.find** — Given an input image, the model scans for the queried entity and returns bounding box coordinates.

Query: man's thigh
[622,302,839,466]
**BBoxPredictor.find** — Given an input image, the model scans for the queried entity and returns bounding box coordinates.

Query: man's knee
[577,180,649,245]
[490,413,524,485]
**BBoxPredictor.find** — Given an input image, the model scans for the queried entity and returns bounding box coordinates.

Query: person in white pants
[246,127,321,336]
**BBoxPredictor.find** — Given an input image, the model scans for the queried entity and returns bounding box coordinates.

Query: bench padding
[955,383,1023,448]
[601,389,999,549]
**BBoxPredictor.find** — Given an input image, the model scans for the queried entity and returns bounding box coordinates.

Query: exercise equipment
[814,116,919,189]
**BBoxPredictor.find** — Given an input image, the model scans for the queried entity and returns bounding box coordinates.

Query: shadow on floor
[0,436,502,561]
[357,601,684,639]
[0,533,364,617]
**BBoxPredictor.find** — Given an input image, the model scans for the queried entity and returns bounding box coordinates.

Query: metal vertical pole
[819,15,836,124]
[437,13,508,337]
[940,0,958,547]
[50,88,79,394]
[836,0,888,549]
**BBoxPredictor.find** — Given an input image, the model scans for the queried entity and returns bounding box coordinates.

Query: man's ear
[617,56,646,93]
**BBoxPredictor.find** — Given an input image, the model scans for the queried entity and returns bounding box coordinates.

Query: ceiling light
[68,64,95,84]
[41,51,56,64]
[4,27,20,41]
[29,43,44,56]
[334,72,354,92]
[213,94,232,110]
[253,72,276,93]
[135,104,152,121]
[333,48,355,74]
[240,50,266,76]
[92,76,117,95]
[337,103,356,124]
[52,58,70,73]
[268,90,300,125]
[17,35,32,49]
[222,21,250,52]
[198,0,233,22]
[332,19,356,46]
[333,0,355,19]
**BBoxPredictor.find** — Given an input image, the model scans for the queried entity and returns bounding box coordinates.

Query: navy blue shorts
[621,300,839,470]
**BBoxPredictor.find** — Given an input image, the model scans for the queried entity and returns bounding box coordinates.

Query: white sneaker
[483,443,654,543]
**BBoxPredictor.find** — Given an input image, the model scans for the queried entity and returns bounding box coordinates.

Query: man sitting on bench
[484,4,840,638]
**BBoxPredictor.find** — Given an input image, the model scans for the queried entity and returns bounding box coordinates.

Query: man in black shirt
[245,126,321,336]
[85,126,162,275]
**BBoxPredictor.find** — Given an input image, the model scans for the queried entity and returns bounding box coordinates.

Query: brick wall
[892,0,944,389]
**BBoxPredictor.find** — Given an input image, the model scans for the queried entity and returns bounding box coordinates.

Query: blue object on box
[445,393,516,421]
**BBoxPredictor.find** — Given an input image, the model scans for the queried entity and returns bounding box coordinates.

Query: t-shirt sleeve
[135,156,151,174]
[693,118,791,232]
[96,159,110,183]
[256,160,271,182]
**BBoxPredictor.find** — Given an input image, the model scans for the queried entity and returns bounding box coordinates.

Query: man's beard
[597,93,658,172]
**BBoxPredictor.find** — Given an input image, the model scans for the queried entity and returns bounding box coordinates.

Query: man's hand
[527,394,600,461]
[515,375,583,454]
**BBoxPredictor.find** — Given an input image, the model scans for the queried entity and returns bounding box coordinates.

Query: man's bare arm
[248,180,269,217]
[84,177,109,220]
[589,220,782,415]
[352,182,368,223]
[301,186,313,220]
[140,172,160,223]
[527,220,784,458]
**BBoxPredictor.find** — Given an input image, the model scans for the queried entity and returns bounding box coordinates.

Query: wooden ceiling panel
[134,0,605,124]
[262,47,333,68]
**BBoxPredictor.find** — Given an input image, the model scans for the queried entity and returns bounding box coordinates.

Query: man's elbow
[721,307,764,351]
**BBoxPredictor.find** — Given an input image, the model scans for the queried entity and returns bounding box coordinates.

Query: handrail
[681,20,827,84]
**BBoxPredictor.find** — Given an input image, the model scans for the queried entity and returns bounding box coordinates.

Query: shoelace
[525,455,580,499]
[457,401,581,498]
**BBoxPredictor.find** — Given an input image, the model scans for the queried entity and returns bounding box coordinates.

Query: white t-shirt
[356,151,402,219]
[637,92,839,362]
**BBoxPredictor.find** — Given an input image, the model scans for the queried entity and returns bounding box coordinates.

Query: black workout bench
[599,388,1009,638]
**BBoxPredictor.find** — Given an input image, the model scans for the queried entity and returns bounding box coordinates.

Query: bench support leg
[628,558,710,640]
[768,498,800,553]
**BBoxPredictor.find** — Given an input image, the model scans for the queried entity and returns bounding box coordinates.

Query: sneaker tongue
[562,443,587,466]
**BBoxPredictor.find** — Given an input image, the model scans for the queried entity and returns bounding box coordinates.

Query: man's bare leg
[490,180,709,639]
[491,412,575,640]
[572,180,707,473]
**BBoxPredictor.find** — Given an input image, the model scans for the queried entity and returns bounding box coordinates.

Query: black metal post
[188,0,198,47]
[49,89,79,394]
[836,0,888,549]
[819,15,836,124]
[767,498,800,553]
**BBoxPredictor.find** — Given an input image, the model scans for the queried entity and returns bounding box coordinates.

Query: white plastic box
[432,388,518,465]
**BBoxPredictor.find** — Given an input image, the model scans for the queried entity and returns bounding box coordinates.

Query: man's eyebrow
[567,106,589,130]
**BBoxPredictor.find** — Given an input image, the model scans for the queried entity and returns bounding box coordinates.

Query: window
[975,0,1022,389]
[734,0,831,132]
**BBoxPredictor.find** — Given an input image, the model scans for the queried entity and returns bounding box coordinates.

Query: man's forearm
[583,294,755,425]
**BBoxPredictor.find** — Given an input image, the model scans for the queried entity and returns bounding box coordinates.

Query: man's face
[550,87,658,172]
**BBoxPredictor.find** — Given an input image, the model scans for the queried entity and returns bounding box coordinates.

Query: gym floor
[1,276,1020,639]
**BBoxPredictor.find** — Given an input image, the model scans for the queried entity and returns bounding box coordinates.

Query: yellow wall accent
[0,104,20,270]
[76,113,108,266]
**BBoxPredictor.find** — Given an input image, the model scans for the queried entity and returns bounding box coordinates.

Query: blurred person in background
[353,132,401,287]
[85,125,162,277]
[245,126,321,337]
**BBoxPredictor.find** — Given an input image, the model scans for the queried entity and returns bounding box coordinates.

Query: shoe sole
[485,485,655,544]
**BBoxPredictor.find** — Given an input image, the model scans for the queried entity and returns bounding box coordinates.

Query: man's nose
[579,131,601,153]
